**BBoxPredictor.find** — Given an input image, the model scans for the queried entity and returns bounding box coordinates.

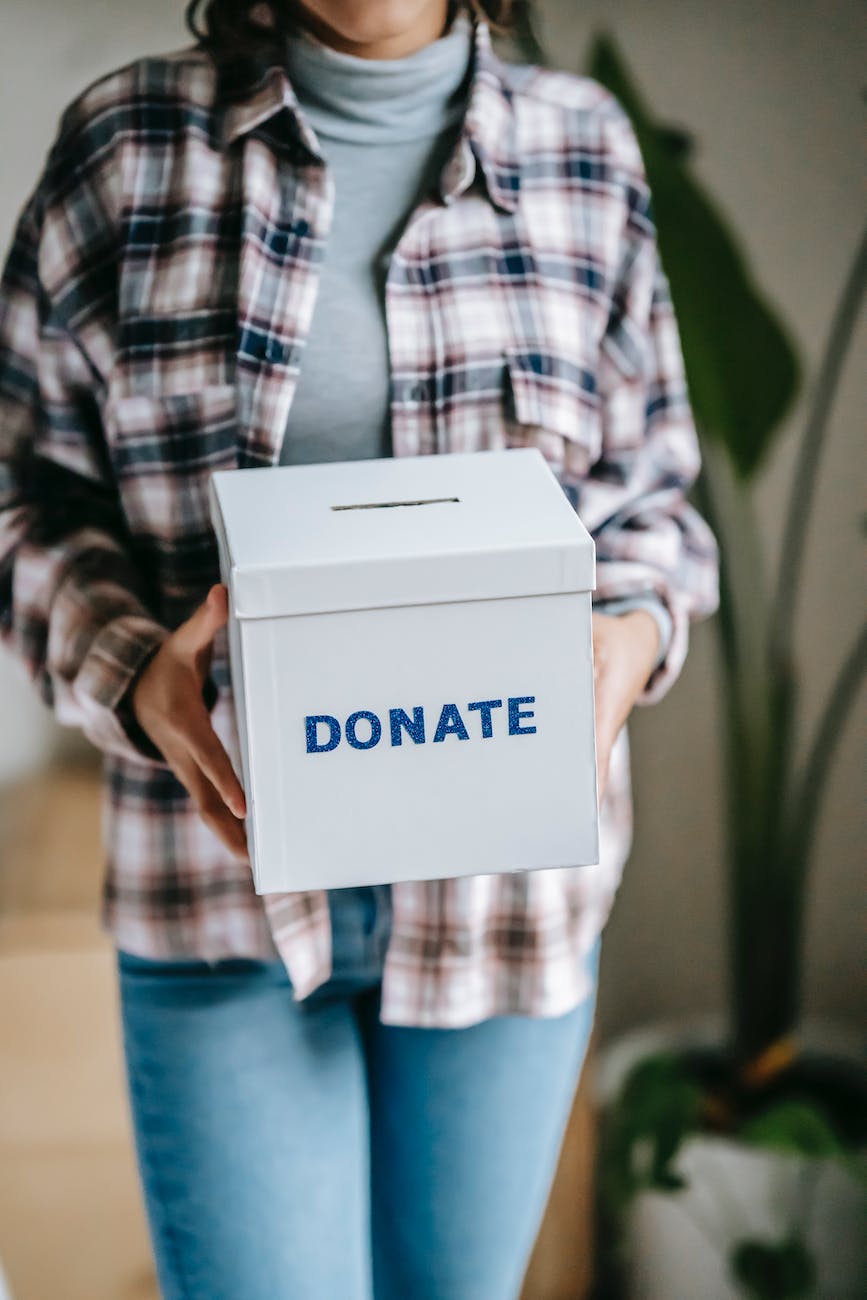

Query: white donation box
[209,448,599,895]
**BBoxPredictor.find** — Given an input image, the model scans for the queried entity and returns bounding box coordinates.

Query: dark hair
[185,1,517,64]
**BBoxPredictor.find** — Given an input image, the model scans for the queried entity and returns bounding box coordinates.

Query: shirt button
[292,219,310,238]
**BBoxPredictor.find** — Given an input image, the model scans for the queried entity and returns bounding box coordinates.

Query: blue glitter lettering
[345,710,382,750]
[389,706,426,746]
[508,696,536,735]
[433,703,470,743]
[467,698,503,739]
[306,715,341,753]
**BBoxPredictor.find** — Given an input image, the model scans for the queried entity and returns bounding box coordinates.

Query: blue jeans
[117,884,599,1300]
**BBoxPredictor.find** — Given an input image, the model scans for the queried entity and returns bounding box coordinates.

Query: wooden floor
[0,763,594,1300]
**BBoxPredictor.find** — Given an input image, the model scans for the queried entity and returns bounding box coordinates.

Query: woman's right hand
[132,583,248,859]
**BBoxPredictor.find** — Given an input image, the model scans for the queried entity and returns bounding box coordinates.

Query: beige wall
[0,0,863,1037]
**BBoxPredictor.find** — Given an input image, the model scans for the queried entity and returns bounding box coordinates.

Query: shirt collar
[217,14,520,215]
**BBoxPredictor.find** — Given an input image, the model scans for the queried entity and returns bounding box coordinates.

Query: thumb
[174,584,228,660]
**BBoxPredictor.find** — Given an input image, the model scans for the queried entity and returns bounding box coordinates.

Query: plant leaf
[599,1053,702,1218]
[508,0,549,67]
[586,32,800,479]
[731,1236,816,1300]
[741,1100,867,1190]
[740,1100,845,1161]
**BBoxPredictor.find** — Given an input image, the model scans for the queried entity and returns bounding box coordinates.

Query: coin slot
[331,496,460,512]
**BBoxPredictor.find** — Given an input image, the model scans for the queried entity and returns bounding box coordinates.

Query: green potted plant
[586,34,866,1300]
[507,13,867,1297]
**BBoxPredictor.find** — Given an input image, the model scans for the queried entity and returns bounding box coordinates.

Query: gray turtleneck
[278,11,473,466]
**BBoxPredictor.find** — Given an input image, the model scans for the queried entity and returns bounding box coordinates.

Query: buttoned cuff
[71,614,172,765]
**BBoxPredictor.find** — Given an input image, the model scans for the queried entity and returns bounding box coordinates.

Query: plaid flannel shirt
[0,16,718,1026]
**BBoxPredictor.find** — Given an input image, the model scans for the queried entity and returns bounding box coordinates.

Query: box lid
[209,448,595,619]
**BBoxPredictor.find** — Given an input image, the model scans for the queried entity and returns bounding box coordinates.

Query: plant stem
[770,223,867,664]
[789,618,867,867]
[725,225,867,1057]
[762,226,867,968]
[762,619,867,1037]
[788,616,867,889]
[699,442,788,1058]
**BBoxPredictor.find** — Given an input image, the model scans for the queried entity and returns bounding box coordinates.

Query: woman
[0,1,718,1296]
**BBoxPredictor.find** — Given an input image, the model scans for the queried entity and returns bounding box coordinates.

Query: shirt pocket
[502,345,602,480]
[104,384,238,613]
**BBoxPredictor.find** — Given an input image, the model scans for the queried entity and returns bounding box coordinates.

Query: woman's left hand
[592,610,662,805]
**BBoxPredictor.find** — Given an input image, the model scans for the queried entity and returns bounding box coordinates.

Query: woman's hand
[132,583,248,859]
[592,610,661,805]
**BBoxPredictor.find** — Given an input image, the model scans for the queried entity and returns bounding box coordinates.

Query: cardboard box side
[242,590,600,893]
[210,481,261,881]
[240,617,292,891]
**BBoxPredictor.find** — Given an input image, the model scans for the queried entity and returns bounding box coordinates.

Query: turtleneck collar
[283,8,474,143]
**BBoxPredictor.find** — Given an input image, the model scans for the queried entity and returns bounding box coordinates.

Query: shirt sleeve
[560,93,719,705]
[0,97,170,764]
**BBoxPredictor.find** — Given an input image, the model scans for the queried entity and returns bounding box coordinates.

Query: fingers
[174,584,229,661]
[131,584,248,855]
[172,750,249,860]
[183,700,247,819]
[595,714,612,808]
[596,746,611,809]
[139,655,246,820]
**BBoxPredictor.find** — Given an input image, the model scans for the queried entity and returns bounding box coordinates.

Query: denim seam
[123,1028,195,1300]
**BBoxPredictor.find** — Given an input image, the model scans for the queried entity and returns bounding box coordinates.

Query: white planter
[596,1020,867,1300]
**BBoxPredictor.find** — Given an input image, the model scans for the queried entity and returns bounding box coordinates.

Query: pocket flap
[503,347,601,472]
